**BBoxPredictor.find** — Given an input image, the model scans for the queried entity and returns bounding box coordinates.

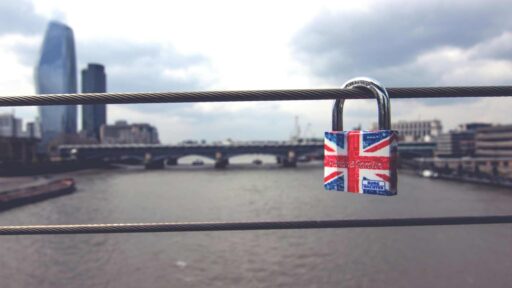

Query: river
[0,159,511,288]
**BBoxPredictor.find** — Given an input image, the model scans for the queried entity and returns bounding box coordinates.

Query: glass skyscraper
[82,63,107,141]
[35,21,77,153]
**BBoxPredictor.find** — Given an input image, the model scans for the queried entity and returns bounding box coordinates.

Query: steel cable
[0,86,511,106]
[1,215,511,235]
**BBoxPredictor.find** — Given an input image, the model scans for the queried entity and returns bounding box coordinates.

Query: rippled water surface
[1,162,511,288]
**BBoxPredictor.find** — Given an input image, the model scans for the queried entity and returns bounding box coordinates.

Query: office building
[458,123,492,132]
[0,113,42,139]
[82,63,107,141]
[0,136,39,164]
[390,120,443,142]
[0,113,22,137]
[475,124,512,157]
[436,131,476,157]
[35,21,77,153]
[434,123,492,157]
[100,121,160,144]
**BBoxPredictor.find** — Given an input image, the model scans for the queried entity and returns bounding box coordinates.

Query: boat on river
[0,178,75,210]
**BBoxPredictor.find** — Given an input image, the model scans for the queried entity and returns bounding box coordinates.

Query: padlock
[324,77,398,196]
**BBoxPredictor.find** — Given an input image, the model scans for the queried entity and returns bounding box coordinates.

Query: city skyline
[0,0,511,143]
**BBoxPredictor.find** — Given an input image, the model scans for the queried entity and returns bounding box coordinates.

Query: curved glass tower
[35,21,77,153]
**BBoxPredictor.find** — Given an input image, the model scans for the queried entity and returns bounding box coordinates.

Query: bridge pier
[215,158,229,169]
[145,159,165,170]
[144,153,165,170]
[282,158,297,168]
[215,152,229,169]
[166,157,178,166]
[281,151,297,168]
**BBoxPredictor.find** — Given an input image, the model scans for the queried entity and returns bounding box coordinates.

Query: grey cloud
[78,41,210,93]
[76,40,213,116]
[0,0,46,36]
[11,40,39,67]
[292,0,512,86]
[469,32,512,61]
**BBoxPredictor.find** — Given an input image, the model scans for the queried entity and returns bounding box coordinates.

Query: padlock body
[324,130,398,196]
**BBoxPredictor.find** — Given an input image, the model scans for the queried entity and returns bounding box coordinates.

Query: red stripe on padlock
[363,137,392,153]
[324,171,342,183]
[324,144,335,153]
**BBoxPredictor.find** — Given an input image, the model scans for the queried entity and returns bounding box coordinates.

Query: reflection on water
[1,161,511,288]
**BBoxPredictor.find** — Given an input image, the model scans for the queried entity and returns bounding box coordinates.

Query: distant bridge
[59,142,324,169]
[59,141,433,169]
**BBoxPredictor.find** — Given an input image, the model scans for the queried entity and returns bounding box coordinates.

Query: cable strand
[1,86,511,106]
[1,215,511,235]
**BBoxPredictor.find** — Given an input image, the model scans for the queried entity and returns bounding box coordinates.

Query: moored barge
[0,178,75,210]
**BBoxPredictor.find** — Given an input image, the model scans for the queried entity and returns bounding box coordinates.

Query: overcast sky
[0,0,511,143]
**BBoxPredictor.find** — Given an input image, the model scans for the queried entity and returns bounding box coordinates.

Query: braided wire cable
[1,215,511,235]
[0,86,511,106]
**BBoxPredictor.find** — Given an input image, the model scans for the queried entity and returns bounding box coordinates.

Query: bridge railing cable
[1,215,512,235]
[1,86,512,106]
[1,85,512,235]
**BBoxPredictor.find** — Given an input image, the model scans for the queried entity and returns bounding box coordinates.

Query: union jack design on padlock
[324,130,398,195]
[324,77,398,196]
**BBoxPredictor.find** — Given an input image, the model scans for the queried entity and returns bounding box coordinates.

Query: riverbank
[0,160,112,176]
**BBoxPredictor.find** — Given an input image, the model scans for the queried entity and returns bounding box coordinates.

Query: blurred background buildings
[100,120,160,144]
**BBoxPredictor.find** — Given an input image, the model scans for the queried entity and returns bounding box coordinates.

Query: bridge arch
[226,153,283,164]
[150,153,216,163]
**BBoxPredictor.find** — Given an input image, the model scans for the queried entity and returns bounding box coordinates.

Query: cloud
[0,0,45,96]
[284,1,512,133]
[78,40,213,93]
[292,0,512,88]
[0,0,46,36]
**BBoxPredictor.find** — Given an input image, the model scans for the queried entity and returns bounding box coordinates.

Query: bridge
[59,142,324,169]
[59,141,434,169]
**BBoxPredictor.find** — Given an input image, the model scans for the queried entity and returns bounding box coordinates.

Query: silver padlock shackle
[332,77,391,131]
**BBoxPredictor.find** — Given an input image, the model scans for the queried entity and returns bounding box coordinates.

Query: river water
[0,159,511,288]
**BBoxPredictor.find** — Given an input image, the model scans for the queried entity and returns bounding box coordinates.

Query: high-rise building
[35,21,77,153]
[82,63,107,141]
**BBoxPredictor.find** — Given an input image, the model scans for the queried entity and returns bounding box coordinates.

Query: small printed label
[362,179,386,193]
